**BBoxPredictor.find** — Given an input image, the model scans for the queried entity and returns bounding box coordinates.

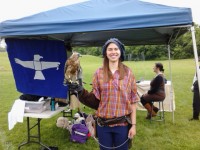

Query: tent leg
[191,26,200,96]
[167,45,174,123]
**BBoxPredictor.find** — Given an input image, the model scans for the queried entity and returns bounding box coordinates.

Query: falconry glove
[68,83,83,96]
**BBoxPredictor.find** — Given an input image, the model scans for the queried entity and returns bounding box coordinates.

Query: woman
[140,63,166,119]
[69,38,138,150]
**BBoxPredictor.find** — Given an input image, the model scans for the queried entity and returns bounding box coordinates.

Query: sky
[0,0,199,47]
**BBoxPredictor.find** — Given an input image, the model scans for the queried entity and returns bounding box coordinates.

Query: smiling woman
[106,43,121,63]
[67,38,139,150]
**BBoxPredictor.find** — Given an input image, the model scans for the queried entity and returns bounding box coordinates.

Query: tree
[73,24,200,60]
[171,24,200,59]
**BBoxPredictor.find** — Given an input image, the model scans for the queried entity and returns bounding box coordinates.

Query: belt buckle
[97,117,104,127]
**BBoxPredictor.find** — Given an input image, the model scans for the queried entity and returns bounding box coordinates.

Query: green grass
[1,52,200,150]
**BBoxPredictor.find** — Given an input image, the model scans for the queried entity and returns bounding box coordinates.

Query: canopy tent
[0,0,199,123]
[0,0,193,46]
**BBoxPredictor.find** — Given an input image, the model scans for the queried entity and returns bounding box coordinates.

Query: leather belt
[97,115,132,127]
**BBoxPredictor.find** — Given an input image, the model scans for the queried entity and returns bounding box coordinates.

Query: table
[136,80,175,112]
[18,107,66,150]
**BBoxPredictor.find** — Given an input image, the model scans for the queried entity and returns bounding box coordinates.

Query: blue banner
[6,39,68,98]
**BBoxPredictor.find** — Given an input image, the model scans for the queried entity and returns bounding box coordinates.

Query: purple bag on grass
[70,124,89,143]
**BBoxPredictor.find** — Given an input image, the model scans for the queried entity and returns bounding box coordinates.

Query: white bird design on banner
[15,54,60,80]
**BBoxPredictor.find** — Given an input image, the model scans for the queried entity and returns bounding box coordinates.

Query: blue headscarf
[102,38,125,61]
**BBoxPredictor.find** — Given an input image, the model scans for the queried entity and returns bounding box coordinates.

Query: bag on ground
[70,123,89,143]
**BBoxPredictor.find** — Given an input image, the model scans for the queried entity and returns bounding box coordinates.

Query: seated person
[140,63,166,119]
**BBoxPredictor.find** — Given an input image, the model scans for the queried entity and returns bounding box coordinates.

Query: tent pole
[191,26,200,96]
[167,45,174,123]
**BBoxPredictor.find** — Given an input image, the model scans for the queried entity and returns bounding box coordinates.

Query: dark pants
[141,93,165,106]
[96,124,129,150]
[193,89,200,119]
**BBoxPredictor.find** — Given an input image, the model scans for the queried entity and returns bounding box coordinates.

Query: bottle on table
[51,98,55,111]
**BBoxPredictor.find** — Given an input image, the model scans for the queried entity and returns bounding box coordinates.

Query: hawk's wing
[41,61,60,70]
[64,58,77,74]
[14,58,34,69]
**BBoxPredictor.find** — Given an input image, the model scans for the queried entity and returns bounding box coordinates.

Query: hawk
[63,51,82,85]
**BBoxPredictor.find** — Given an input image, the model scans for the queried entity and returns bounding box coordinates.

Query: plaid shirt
[92,66,138,122]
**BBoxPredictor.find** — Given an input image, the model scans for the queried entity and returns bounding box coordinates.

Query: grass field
[0,52,200,150]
